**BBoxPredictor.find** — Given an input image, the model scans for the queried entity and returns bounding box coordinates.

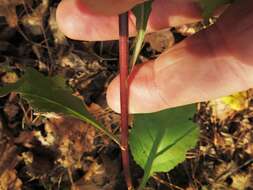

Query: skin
[56,0,253,113]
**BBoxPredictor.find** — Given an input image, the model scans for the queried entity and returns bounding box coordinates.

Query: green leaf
[129,104,199,189]
[131,0,153,70]
[199,0,231,19]
[0,68,119,144]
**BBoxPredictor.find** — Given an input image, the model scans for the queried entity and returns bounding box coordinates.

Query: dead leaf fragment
[1,72,18,84]
[73,155,119,190]
[40,117,96,169]
[0,170,22,190]
[144,29,174,52]
[0,138,18,175]
[0,0,24,27]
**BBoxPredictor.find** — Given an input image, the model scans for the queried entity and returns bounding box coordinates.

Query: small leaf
[130,104,199,189]
[0,68,119,144]
[199,0,231,19]
[131,0,153,70]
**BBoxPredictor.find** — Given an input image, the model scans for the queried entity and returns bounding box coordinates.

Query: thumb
[106,27,253,113]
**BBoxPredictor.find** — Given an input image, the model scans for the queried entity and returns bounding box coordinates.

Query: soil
[0,1,253,190]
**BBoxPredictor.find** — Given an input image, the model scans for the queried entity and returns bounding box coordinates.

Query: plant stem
[119,12,132,190]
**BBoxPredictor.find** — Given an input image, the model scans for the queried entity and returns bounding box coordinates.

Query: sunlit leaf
[199,0,231,19]
[221,91,248,111]
[130,104,199,189]
[0,68,119,144]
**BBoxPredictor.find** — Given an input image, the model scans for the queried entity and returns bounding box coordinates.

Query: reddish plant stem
[119,12,132,190]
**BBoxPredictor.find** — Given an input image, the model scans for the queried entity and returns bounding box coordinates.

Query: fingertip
[56,0,125,41]
[56,0,81,40]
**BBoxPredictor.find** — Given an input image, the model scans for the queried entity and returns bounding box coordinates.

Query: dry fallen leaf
[209,91,249,123]
[40,117,96,169]
[73,155,120,190]
[0,170,22,190]
[0,133,18,175]
[0,0,24,27]
[0,126,20,190]
[144,29,174,52]
[231,172,252,190]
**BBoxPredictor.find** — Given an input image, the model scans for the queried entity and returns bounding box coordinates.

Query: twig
[152,175,184,190]
[119,12,133,190]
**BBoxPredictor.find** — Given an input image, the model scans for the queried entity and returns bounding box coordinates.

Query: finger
[79,0,145,15]
[106,0,253,113]
[56,0,201,41]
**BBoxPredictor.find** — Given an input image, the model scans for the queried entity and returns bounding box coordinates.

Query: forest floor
[0,1,253,190]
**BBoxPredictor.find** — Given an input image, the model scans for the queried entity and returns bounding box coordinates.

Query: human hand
[56,0,253,113]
